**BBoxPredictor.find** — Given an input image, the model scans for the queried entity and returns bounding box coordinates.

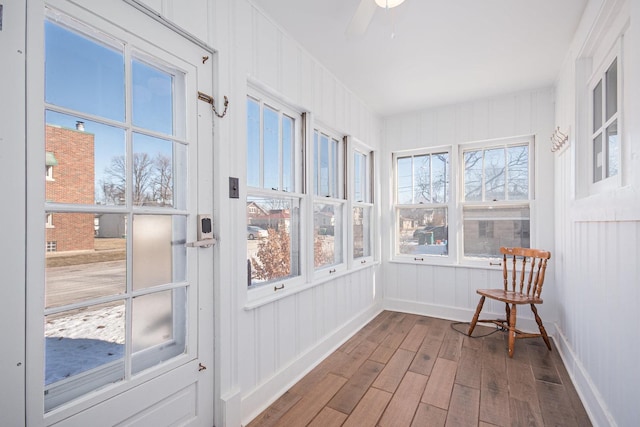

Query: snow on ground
[45,304,125,385]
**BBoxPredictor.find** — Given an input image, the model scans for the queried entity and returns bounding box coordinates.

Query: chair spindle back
[500,247,551,298]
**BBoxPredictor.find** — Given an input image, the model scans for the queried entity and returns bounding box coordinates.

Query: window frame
[312,127,347,278]
[246,87,306,300]
[350,139,375,266]
[459,135,535,266]
[588,44,622,193]
[392,146,453,264]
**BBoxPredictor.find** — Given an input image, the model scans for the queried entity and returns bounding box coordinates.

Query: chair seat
[476,288,543,305]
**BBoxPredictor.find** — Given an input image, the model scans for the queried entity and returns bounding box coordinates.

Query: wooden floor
[247,311,591,427]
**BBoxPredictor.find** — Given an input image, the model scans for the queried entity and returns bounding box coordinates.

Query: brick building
[45,123,95,252]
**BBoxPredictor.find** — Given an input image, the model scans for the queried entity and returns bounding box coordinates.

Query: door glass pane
[132,288,187,374]
[45,20,125,122]
[247,98,260,188]
[133,215,174,290]
[263,106,279,190]
[593,133,603,183]
[464,150,483,201]
[413,155,430,204]
[605,58,617,121]
[593,80,602,132]
[46,213,126,308]
[45,301,125,410]
[132,133,174,207]
[396,156,413,204]
[132,59,173,135]
[484,148,506,201]
[46,111,126,206]
[507,145,529,200]
[607,120,619,178]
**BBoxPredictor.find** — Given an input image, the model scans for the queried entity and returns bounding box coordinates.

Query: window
[591,56,619,183]
[353,145,374,261]
[313,129,345,272]
[46,213,54,228]
[461,137,532,259]
[46,241,57,252]
[246,92,303,290]
[394,150,450,258]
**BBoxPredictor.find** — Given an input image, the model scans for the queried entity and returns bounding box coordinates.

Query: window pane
[46,213,126,308]
[593,133,603,183]
[605,58,617,121]
[320,134,330,196]
[484,148,506,201]
[354,152,365,202]
[396,156,413,204]
[46,111,126,206]
[331,138,339,198]
[463,205,530,258]
[132,288,187,374]
[397,207,448,256]
[607,120,619,178]
[247,98,260,188]
[353,206,371,259]
[45,20,125,122]
[507,145,529,200]
[132,59,173,135]
[432,153,449,203]
[263,106,279,190]
[413,155,431,204]
[593,80,602,132]
[314,203,343,269]
[45,301,125,410]
[313,131,319,195]
[247,196,301,286]
[464,150,483,201]
[282,114,294,192]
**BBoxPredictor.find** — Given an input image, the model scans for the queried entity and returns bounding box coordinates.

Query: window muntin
[461,138,532,259]
[591,57,619,183]
[395,151,449,258]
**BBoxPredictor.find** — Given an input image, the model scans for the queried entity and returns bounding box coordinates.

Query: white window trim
[311,125,348,279]
[392,146,455,266]
[587,41,622,195]
[349,138,375,267]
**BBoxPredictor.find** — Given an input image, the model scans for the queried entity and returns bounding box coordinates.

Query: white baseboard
[553,326,616,427]
[239,302,384,426]
[383,298,556,336]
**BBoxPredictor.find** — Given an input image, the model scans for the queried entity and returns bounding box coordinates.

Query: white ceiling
[249,0,588,117]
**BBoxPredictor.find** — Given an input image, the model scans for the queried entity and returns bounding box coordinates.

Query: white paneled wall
[381,89,556,329]
[552,1,640,426]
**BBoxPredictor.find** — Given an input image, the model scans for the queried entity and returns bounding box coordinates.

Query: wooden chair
[467,247,552,357]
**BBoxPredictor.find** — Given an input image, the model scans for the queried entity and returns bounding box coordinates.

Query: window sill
[571,185,640,222]
[244,263,378,310]
[388,258,502,271]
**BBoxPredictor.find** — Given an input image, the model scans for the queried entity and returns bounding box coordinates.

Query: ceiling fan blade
[346,0,377,37]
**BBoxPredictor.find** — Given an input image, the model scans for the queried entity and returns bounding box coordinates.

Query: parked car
[247,226,268,240]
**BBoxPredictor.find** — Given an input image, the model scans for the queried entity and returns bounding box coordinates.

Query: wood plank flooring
[247,311,591,427]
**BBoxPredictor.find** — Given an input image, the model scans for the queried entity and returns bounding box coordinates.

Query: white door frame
[25,1,215,425]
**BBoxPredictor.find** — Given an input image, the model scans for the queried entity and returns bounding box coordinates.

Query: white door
[27,1,214,425]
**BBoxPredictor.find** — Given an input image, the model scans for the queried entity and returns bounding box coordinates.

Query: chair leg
[505,303,511,328]
[531,304,552,351]
[508,303,517,358]
[468,296,485,336]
